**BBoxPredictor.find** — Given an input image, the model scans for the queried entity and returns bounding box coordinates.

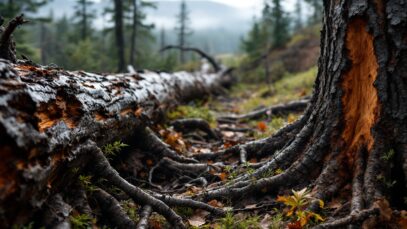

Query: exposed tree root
[138,127,198,163]
[313,207,379,229]
[42,194,72,228]
[74,140,228,228]
[81,140,186,228]
[217,99,309,123]
[170,118,221,140]
[136,205,152,229]
[65,182,93,216]
[93,188,136,228]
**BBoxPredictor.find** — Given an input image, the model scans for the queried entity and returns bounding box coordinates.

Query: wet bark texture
[188,0,407,227]
[0,60,230,227]
[0,0,406,228]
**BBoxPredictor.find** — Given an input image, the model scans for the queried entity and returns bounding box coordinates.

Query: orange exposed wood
[35,95,83,132]
[95,112,109,121]
[120,108,134,116]
[341,19,379,164]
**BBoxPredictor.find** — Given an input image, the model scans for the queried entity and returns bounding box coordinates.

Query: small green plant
[120,200,139,221]
[70,214,94,229]
[224,165,239,180]
[277,188,324,227]
[174,207,194,217]
[218,212,235,229]
[70,167,80,174]
[381,149,395,161]
[377,175,397,189]
[268,212,284,229]
[102,141,128,158]
[262,168,284,178]
[78,175,96,192]
[167,104,215,127]
[216,212,261,229]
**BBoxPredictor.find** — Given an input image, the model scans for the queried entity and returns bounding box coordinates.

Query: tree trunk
[114,0,126,72]
[0,60,231,227]
[129,0,138,67]
[1,0,407,228]
[192,0,407,227]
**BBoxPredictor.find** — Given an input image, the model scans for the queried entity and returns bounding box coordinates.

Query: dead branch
[170,118,221,140]
[160,45,221,72]
[218,99,309,123]
[0,14,29,63]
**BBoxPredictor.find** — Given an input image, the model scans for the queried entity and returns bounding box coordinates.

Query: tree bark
[1,0,406,228]
[0,59,231,227]
[191,0,407,227]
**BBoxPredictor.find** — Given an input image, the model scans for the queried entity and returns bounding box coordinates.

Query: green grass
[231,67,317,113]
[167,102,216,126]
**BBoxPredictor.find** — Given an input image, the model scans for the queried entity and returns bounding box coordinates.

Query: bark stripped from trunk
[0,59,230,227]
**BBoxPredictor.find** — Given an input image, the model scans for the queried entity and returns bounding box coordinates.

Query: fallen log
[0,58,232,227]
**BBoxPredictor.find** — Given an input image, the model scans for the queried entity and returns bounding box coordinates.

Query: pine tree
[73,0,95,40]
[269,0,290,48]
[129,0,155,68]
[293,0,303,32]
[175,0,192,64]
[113,0,126,72]
[241,19,268,58]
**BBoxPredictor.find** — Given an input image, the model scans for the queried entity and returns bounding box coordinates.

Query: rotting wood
[0,54,232,226]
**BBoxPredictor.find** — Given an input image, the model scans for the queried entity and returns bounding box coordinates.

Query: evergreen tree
[268,0,290,48]
[113,0,126,72]
[175,0,192,64]
[293,0,303,32]
[0,0,49,20]
[73,0,95,40]
[129,0,155,68]
[241,19,268,58]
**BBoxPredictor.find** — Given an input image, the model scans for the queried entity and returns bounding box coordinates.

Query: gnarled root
[136,205,152,229]
[93,188,136,228]
[170,118,221,140]
[217,99,309,123]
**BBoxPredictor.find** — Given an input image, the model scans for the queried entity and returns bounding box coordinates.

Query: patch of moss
[167,103,215,127]
[234,67,317,114]
[70,214,94,229]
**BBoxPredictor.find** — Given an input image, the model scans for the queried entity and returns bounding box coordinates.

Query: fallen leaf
[245,204,257,209]
[207,199,223,208]
[187,215,206,227]
[222,131,235,138]
[217,172,227,181]
[257,121,267,132]
[287,221,302,229]
[146,159,153,167]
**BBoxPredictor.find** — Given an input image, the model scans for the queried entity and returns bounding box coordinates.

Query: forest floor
[100,68,320,229]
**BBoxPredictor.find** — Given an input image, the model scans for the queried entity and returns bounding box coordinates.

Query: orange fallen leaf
[287,221,302,229]
[146,159,154,166]
[257,121,267,132]
[207,199,223,208]
[217,172,227,181]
